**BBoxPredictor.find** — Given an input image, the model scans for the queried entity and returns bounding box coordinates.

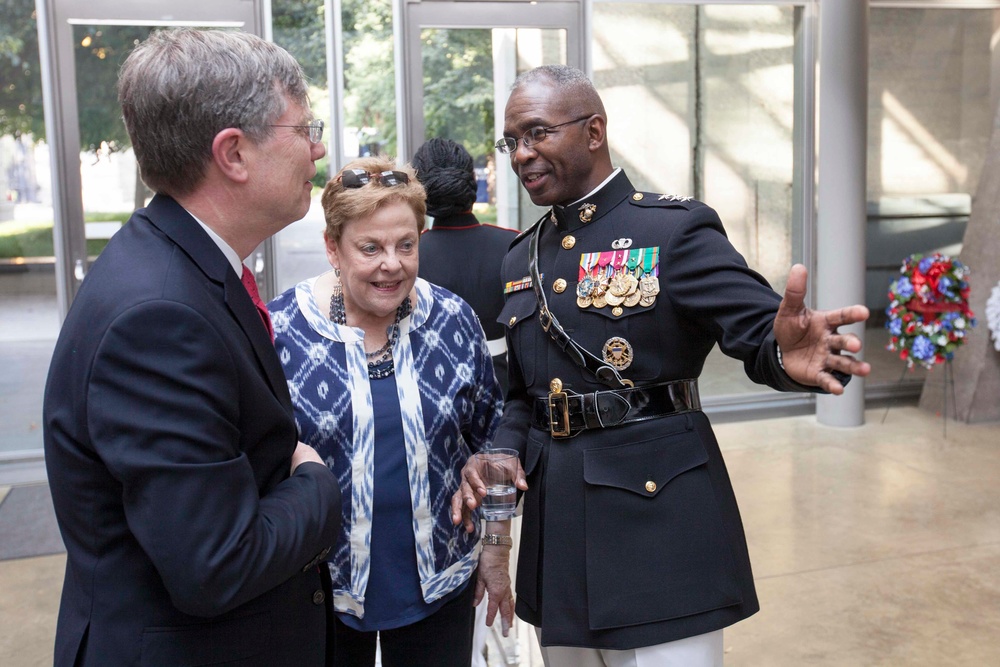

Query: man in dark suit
[43,29,341,667]
[453,65,871,665]
[413,138,518,395]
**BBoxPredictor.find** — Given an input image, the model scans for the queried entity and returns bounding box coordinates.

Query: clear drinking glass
[475,448,519,520]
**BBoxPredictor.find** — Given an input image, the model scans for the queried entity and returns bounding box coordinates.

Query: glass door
[0,1,267,465]
[397,0,585,231]
[37,0,268,313]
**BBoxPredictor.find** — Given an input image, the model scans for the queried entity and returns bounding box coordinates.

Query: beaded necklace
[329,291,412,380]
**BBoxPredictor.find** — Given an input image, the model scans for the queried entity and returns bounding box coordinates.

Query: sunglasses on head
[340,169,410,188]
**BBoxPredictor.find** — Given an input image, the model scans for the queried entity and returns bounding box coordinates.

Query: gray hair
[511,65,606,117]
[512,64,592,92]
[118,28,310,197]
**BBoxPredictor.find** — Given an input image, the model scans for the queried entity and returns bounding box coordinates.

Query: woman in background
[413,138,518,395]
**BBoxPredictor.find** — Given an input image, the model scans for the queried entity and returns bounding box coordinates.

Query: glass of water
[475,448,519,520]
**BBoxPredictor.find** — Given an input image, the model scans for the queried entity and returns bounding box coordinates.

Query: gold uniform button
[553,278,567,294]
[645,480,657,493]
[632,192,644,201]
[612,306,623,316]
[550,378,563,393]
[561,235,576,250]
[509,316,517,326]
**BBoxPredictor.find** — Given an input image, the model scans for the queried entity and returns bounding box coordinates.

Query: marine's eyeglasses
[340,169,410,188]
[495,115,593,154]
[268,119,325,144]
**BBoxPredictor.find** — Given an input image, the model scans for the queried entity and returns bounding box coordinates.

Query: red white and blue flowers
[885,253,976,369]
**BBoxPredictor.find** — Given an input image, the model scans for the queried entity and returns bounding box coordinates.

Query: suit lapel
[142,195,291,403]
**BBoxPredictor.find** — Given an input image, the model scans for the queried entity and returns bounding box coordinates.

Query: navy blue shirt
[338,365,466,631]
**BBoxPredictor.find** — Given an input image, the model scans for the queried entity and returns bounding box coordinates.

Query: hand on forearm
[290,442,324,474]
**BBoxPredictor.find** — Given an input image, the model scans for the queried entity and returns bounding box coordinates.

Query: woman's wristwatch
[482,534,512,547]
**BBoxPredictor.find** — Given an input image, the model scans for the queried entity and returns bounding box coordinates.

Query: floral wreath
[986,280,1000,352]
[885,253,976,369]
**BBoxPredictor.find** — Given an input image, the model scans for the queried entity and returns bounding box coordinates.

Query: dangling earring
[329,268,346,324]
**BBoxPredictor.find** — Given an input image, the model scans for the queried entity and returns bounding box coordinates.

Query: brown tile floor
[3,406,999,666]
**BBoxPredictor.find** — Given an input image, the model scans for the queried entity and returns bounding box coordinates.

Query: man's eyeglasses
[340,169,410,188]
[269,119,324,144]
[495,115,593,154]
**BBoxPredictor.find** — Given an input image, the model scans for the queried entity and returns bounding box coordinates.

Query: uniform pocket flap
[583,433,708,497]
[579,301,654,321]
[498,291,537,329]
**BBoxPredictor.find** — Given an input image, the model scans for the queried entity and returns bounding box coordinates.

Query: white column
[815,0,868,427]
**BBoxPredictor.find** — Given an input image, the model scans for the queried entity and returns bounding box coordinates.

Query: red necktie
[241,265,274,342]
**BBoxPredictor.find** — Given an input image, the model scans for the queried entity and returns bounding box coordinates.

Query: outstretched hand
[773,264,871,394]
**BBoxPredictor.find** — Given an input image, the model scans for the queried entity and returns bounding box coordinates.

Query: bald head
[510,65,607,120]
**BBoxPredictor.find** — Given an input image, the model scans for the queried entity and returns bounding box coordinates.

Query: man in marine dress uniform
[452,65,870,666]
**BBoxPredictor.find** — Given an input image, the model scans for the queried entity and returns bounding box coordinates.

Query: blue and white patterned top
[269,274,503,620]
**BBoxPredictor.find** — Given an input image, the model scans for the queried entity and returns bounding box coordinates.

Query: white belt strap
[487,337,507,357]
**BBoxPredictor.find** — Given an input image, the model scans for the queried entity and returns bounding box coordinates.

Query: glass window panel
[342,0,396,158]
[272,0,328,185]
[271,0,332,292]
[593,3,797,399]
[866,8,997,387]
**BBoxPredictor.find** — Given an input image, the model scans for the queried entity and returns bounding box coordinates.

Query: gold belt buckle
[548,378,571,438]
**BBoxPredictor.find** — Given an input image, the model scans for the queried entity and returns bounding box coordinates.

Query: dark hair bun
[412,138,477,218]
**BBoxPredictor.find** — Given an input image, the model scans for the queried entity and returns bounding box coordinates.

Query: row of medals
[576,270,661,309]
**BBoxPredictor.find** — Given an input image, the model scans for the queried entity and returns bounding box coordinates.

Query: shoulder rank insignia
[631,192,699,210]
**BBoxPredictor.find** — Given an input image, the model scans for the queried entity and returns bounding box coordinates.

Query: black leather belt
[531,379,700,438]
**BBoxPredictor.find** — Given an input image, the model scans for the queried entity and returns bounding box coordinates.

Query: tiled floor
[2,405,999,666]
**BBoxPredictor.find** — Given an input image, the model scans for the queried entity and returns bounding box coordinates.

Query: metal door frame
[36,0,269,317]
[395,0,587,163]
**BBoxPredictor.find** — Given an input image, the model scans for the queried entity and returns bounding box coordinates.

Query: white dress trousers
[536,629,723,667]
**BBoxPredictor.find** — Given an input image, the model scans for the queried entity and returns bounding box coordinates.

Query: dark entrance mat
[0,483,65,560]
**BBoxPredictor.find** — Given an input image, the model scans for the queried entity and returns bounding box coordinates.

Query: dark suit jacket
[493,171,819,649]
[43,194,341,666]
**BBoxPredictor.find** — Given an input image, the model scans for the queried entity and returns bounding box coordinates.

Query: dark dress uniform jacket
[419,212,519,394]
[492,171,817,650]
[43,194,342,666]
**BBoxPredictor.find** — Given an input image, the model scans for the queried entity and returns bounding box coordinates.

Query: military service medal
[592,283,608,309]
[577,253,598,308]
[608,272,632,299]
[575,246,660,312]
[637,246,660,307]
